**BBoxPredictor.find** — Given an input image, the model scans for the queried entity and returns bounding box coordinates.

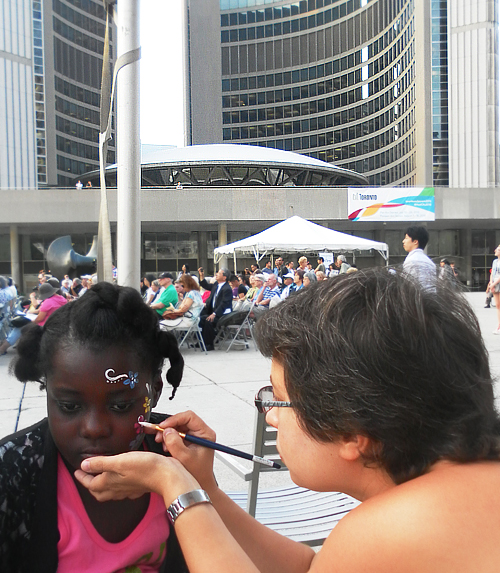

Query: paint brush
[139,421,281,469]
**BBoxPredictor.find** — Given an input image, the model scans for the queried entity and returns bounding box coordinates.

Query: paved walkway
[1,292,499,492]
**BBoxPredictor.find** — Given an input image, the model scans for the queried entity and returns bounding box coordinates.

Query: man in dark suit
[198,267,233,350]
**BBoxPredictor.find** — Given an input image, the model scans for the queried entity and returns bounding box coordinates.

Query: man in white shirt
[402,226,436,287]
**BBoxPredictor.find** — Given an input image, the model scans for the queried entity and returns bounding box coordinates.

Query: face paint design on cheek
[129,415,145,450]
[105,369,139,389]
[128,382,154,450]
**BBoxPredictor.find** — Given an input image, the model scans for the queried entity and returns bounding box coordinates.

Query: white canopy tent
[214,216,389,269]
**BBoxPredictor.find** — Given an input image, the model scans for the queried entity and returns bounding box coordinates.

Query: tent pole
[233,251,237,274]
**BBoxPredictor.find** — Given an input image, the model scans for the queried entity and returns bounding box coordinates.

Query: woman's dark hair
[239,274,250,287]
[255,268,500,484]
[11,282,183,399]
[294,269,305,281]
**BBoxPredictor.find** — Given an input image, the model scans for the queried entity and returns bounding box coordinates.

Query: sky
[139,0,185,148]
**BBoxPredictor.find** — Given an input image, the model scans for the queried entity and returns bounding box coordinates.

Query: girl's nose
[80,409,112,440]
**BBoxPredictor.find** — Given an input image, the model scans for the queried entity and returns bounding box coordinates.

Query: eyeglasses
[254,385,292,414]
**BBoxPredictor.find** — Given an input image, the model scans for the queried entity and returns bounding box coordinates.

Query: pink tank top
[57,454,170,572]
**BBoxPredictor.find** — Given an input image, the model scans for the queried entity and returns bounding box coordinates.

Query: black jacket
[200,280,233,318]
[0,413,187,573]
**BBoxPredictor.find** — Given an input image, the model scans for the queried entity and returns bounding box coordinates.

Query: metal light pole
[116,0,141,289]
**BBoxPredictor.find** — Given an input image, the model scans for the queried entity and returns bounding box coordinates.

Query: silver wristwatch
[167,489,212,524]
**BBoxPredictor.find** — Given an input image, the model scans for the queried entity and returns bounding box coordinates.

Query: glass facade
[33,0,47,185]
[219,0,417,186]
[430,0,448,186]
[51,0,115,186]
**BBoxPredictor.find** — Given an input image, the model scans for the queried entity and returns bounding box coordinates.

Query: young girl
[0,282,188,573]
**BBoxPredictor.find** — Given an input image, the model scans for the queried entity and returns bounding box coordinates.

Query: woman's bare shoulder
[310,461,500,573]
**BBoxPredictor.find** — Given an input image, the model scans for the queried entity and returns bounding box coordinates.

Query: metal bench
[216,410,360,546]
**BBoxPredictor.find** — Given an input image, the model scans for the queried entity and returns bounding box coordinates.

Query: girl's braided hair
[10,282,183,398]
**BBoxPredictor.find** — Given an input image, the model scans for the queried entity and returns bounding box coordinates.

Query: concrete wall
[1,187,499,229]
[448,0,500,187]
[185,0,223,145]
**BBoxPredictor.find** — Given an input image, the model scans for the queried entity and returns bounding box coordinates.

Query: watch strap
[167,489,212,524]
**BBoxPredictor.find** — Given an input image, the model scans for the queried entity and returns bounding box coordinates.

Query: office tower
[0,0,37,189]
[0,0,114,189]
[184,0,499,187]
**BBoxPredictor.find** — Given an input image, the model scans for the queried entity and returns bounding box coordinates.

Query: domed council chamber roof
[82,143,368,187]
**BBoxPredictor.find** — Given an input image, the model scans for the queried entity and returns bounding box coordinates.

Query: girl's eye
[110,402,134,413]
[57,402,80,413]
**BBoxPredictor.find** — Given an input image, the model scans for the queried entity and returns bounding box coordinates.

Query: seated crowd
[0,254,355,355]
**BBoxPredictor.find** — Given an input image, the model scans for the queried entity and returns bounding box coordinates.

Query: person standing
[489,245,500,333]
[315,257,326,273]
[402,226,436,288]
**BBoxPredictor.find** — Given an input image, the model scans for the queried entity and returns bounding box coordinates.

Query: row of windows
[54,37,103,89]
[57,135,99,161]
[55,95,100,125]
[221,10,413,77]
[222,0,385,26]
[53,0,106,37]
[430,0,448,186]
[221,0,406,42]
[223,101,413,146]
[33,0,46,185]
[57,154,98,176]
[56,115,99,142]
[222,46,412,112]
[340,150,415,186]
[223,106,415,156]
[220,0,335,13]
[221,29,413,93]
[222,65,414,128]
[66,0,105,19]
[54,75,101,108]
[53,16,106,55]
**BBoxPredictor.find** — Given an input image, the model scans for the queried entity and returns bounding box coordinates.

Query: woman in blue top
[161,274,203,331]
[489,245,500,334]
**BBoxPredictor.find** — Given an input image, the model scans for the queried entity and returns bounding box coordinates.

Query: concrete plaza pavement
[1,292,500,493]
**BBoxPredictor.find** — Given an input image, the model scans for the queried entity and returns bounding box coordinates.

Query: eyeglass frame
[254,385,292,414]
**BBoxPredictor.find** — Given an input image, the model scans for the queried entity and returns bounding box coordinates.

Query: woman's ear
[339,435,373,461]
[151,374,163,408]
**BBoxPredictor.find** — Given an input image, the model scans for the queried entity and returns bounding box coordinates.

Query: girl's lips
[80,452,109,459]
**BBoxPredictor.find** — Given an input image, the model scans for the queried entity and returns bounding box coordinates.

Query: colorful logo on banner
[348,188,435,222]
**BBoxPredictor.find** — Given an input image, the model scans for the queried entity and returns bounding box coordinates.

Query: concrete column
[460,228,472,286]
[198,231,208,274]
[116,0,141,289]
[10,225,22,290]
[414,0,433,186]
[218,222,228,271]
